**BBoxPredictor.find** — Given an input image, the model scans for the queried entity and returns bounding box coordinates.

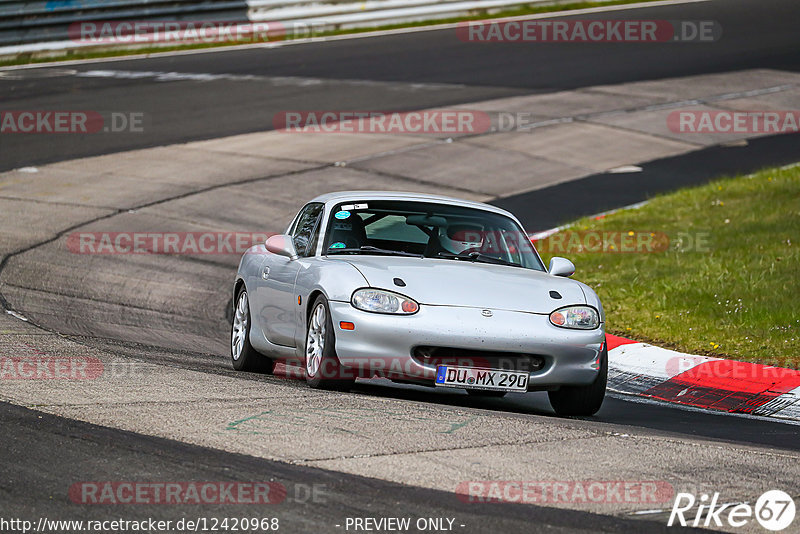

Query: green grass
[0,0,663,67]
[536,164,800,367]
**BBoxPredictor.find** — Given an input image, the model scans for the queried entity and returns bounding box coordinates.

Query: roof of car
[309,191,518,219]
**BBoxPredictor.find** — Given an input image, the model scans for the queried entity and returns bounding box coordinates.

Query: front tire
[231,288,275,373]
[548,341,607,416]
[304,295,354,390]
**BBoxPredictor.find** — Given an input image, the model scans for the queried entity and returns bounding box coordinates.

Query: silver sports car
[231,191,607,416]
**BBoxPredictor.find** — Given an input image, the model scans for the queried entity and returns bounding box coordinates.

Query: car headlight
[549,306,599,329]
[351,288,419,315]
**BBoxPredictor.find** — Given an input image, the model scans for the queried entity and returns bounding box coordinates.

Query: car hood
[338,256,586,314]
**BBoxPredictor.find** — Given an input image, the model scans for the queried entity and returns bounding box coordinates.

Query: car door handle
[261,266,270,280]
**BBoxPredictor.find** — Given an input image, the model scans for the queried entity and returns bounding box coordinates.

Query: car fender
[233,244,267,328]
[293,259,369,352]
[575,280,605,324]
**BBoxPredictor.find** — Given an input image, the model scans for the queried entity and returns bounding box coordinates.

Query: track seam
[344,164,493,196]
[295,434,609,464]
[0,163,330,312]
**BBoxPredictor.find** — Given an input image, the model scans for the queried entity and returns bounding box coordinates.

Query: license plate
[435,365,529,392]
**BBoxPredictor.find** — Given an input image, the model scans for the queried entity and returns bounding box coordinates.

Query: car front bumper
[328,301,605,390]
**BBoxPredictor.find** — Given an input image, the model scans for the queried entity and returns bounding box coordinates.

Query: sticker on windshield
[340,203,368,211]
[329,242,346,249]
[335,210,351,220]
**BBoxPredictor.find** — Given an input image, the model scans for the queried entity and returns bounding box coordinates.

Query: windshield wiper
[328,246,423,258]
[436,251,522,267]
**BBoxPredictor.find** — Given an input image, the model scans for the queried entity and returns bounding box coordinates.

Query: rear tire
[548,341,607,416]
[231,287,275,374]
[304,295,355,391]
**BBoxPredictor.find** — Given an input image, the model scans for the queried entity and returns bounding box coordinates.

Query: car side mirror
[265,234,298,260]
[548,257,575,277]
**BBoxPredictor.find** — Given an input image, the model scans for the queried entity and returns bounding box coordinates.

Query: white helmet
[439,223,484,254]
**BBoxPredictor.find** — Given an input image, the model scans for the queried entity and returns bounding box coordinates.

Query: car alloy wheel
[304,295,354,390]
[231,291,249,362]
[230,287,275,374]
[305,303,326,378]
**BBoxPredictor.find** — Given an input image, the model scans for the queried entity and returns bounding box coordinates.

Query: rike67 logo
[669,490,796,531]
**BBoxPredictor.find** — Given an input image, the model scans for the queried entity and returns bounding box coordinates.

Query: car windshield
[323,200,545,271]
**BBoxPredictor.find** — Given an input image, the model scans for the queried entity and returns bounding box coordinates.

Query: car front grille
[412,346,546,373]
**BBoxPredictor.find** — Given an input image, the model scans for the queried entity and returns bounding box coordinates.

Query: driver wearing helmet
[438,222,485,255]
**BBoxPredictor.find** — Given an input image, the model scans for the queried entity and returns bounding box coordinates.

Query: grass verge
[536,164,800,366]
[1,0,663,67]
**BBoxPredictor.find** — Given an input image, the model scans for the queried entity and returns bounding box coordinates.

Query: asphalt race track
[2,0,800,171]
[3,401,711,534]
[1,0,800,532]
